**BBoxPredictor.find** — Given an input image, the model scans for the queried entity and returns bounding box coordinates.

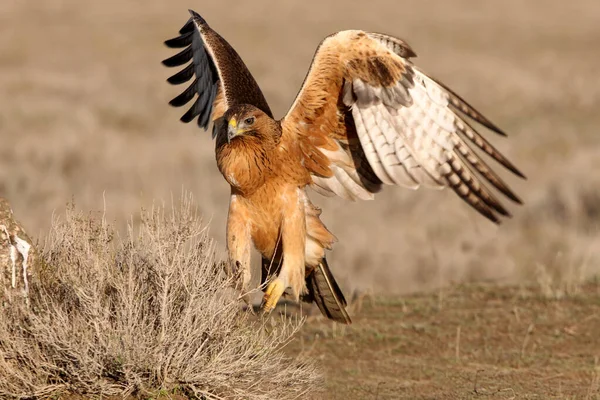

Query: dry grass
[0,194,319,399]
[287,280,600,399]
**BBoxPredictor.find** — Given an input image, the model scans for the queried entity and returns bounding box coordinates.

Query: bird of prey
[163,11,524,324]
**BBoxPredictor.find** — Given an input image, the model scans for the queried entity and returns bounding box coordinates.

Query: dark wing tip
[164,31,193,49]
[502,160,527,180]
[486,124,507,137]
[453,98,508,137]
[513,167,527,180]
[161,46,193,67]
[479,203,502,224]
[455,118,526,181]
[513,195,524,205]
[500,184,524,205]
[166,64,194,85]
[428,73,508,137]
[188,9,207,25]
[401,42,417,59]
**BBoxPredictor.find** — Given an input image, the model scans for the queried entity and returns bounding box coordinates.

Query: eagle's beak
[227,118,239,143]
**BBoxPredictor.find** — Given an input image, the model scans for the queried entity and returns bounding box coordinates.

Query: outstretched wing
[281,30,524,224]
[163,10,272,133]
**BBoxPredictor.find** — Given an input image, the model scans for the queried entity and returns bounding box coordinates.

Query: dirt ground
[287,281,600,399]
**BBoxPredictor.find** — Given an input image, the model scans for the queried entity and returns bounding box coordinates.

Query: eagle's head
[216,104,283,193]
[222,104,280,147]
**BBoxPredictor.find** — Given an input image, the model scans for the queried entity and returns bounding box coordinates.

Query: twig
[473,369,485,395]
[520,324,535,359]
[374,381,385,400]
[455,325,461,362]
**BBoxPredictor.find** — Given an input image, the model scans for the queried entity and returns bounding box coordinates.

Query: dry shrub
[0,194,319,399]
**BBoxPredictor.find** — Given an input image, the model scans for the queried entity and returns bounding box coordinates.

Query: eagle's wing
[163,10,272,134]
[281,31,524,223]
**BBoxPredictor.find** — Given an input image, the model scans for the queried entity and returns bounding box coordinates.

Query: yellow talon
[262,278,286,313]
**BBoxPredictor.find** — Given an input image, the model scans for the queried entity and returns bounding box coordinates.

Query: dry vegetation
[0,195,319,399]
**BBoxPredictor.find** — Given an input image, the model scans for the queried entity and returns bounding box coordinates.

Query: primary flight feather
[163,10,525,324]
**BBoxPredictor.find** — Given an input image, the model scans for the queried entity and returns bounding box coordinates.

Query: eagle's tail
[304,258,352,324]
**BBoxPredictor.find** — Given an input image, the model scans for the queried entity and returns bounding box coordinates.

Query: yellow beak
[227,118,239,143]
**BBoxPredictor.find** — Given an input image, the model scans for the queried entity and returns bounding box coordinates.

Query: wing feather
[162,46,193,67]
[164,31,193,49]
[427,72,507,136]
[166,63,195,85]
[451,133,523,203]
[281,30,524,223]
[163,10,272,131]
[333,167,375,200]
[351,104,395,185]
[455,117,525,179]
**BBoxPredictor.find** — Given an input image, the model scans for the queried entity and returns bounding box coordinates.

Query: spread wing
[281,30,525,224]
[163,10,272,134]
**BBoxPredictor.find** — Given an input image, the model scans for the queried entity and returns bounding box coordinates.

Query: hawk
[163,11,524,324]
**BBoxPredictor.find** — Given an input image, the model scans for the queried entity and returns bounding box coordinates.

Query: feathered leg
[263,189,306,312]
[227,194,252,302]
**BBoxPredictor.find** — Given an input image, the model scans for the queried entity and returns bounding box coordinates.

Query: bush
[0,194,319,399]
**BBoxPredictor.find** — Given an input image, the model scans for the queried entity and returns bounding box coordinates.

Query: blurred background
[1,0,599,294]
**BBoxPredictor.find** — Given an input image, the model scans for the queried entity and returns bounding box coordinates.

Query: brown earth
[288,281,600,399]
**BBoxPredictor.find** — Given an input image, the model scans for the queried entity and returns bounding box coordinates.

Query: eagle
[163,11,524,324]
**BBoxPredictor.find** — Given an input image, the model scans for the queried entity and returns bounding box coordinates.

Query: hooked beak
[227,118,240,143]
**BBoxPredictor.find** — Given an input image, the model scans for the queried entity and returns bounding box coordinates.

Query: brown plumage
[163,11,525,324]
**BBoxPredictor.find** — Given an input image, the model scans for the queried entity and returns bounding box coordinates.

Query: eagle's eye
[244,116,255,126]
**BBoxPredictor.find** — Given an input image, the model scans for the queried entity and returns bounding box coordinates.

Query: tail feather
[305,258,352,324]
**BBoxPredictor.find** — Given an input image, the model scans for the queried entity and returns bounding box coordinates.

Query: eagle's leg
[263,189,306,312]
[227,195,252,303]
